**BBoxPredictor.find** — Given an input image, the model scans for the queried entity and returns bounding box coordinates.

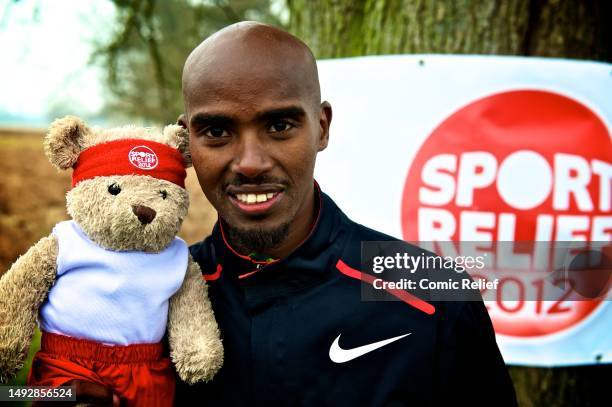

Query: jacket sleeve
[434,300,518,406]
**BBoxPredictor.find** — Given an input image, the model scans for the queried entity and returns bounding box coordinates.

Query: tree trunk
[287,0,610,61]
[286,1,611,406]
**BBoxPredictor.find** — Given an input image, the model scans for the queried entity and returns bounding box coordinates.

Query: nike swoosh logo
[329,332,412,363]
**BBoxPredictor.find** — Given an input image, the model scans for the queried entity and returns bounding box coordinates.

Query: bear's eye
[108,183,121,195]
[159,190,167,200]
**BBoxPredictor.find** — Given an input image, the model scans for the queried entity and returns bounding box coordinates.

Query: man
[175,21,517,406]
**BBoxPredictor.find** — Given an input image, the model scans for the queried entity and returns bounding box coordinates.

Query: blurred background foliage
[1,0,611,406]
[93,0,283,123]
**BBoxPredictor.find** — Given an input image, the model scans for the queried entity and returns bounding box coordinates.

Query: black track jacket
[176,186,517,406]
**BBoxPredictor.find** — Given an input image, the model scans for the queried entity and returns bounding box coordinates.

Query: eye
[205,127,228,138]
[159,190,167,200]
[269,121,293,133]
[108,183,121,195]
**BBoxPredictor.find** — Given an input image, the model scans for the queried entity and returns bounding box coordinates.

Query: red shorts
[27,331,175,407]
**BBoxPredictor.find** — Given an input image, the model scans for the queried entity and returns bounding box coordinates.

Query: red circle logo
[128,146,159,170]
[401,90,611,337]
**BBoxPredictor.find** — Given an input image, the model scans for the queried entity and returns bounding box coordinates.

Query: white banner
[315,55,612,367]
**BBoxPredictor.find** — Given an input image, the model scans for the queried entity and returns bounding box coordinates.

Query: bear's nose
[132,205,156,225]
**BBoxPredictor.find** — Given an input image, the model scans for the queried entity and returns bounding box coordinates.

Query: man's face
[182,56,330,251]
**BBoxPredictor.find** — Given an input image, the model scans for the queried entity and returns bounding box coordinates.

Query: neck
[267,188,317,259]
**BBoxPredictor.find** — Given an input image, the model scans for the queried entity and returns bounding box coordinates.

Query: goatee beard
[226,222,291,255]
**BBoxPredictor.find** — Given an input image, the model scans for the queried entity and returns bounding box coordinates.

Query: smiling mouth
[226,186,284,214]
[234,192,277,204]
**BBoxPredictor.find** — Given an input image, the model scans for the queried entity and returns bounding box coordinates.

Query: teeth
[235,192,277,204]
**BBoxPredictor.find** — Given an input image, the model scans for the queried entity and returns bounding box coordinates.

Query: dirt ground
[0,128,218,273]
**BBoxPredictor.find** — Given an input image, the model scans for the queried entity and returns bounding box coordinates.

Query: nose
[132,205,156,225]
[231,133,273,178]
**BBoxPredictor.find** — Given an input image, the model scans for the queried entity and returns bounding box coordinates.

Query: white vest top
[39,220,188,345]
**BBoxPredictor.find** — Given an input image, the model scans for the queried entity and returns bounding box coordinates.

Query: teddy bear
[0,116,223,405]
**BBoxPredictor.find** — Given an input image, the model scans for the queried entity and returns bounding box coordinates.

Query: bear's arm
[0,234,58,383]
[167,254,223,385]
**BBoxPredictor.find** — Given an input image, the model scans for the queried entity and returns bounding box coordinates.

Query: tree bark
[287,0,611,61]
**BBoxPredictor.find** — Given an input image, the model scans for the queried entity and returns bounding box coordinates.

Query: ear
[163,124,192,168]
[44,116,92,170]
[318,101,332,152]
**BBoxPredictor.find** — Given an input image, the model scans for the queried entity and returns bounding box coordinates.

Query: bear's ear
[44,116,92,170]
[163,124,192,168]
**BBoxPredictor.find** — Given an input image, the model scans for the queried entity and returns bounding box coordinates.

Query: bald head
[182,21,321,114]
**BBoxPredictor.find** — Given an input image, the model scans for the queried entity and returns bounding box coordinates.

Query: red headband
[72,139,186,188]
